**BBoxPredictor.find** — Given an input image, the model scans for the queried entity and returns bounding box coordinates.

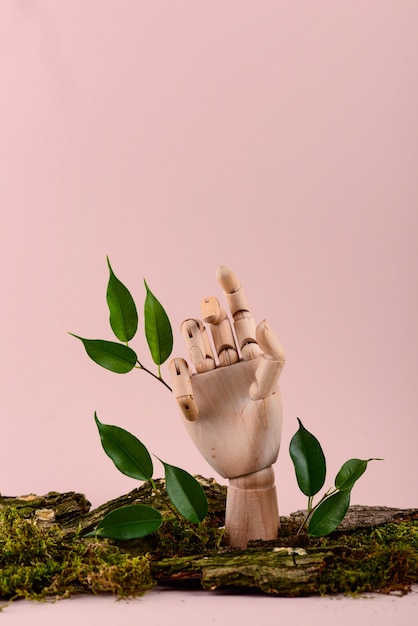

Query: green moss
[312,521,418,595]
[0,508,154,601]
[153,515,225,558]
[0,502,224,603]
[112,513,225,562]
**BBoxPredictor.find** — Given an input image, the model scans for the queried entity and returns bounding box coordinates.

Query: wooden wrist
[225,466,279,548]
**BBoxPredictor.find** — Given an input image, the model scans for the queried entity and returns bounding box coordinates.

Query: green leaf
[289,418,326,497]
[335,458,382,492]
[69,335,137,373]
[161,461,208,524]
[94,413,153,481]
[308,490,351,537]
[87,505,162,540]
[106,257,138,342]
[143,280,173,365]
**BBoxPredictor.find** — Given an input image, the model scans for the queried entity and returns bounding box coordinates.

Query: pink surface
[0,0,417,618]
[1,588,417,625]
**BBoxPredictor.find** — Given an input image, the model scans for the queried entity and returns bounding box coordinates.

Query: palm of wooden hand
[176,334,284,478]
[169,266,285,547]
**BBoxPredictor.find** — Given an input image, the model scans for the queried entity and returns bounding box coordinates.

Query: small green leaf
[95,413,153,481]
[69,335,137,373]
[88,505,162,540]
[143,280,173,365]
[161,461,208,524]
[308,490,351,537]
[335,458,383,492]
[106,257,138,342]
[289,418,326,497]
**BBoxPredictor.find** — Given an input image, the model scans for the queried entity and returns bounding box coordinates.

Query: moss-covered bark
[150,521,418,596]
[0,491,90,524]
[0,509,154,602]
[1,479,417,601]
[152,547,330,595]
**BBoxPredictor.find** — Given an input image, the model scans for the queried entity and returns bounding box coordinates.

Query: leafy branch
[289,418,382,536]
[70,257,207,539]
[85,414,208,539]
[70,257,172,390]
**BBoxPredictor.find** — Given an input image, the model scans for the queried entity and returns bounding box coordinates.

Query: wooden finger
[180,319,216,373]
[168,358,199,421]
[200,296,239,366]
[216,266,262,360]
[249,320,285,400]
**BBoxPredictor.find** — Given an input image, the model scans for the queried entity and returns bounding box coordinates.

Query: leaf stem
[150,478,182,522]
[296,488,339,535]
[297,509,313,535]
[136,361,172,392]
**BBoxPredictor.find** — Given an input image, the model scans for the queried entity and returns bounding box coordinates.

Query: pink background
[1,0,417,534]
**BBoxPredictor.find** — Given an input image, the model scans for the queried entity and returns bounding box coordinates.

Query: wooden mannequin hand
[169,266,285,546]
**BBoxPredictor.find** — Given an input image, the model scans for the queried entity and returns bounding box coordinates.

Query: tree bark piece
[0,477,226,536]
[0,491,91,525]
[69,476,226,536]
[280,505,418,535]
[152,547,330,595]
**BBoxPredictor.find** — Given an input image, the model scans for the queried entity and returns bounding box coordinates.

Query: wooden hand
[169,266,285,547]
